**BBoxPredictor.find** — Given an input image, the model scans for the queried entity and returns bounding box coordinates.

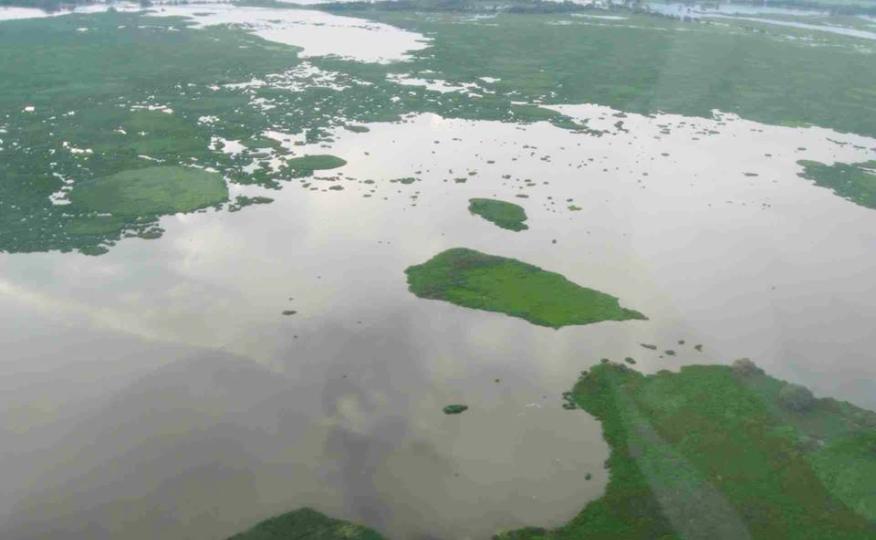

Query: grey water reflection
[1,111,875,539]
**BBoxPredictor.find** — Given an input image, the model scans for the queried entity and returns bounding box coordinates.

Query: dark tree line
[1,0,93,11]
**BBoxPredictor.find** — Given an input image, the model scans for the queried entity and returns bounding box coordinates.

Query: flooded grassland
[1,4,875,540]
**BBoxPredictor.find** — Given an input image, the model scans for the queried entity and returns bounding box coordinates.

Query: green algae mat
[469,198,529,231]
[405,248,645,328]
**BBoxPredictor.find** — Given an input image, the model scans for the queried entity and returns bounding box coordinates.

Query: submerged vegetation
[468,198,528,231]
[797,160,876,210]
[405,248,645,328]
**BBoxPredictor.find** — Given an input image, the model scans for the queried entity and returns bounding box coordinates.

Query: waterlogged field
[1,3,875,540]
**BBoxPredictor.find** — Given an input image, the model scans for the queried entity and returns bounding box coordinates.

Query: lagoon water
[706,13,876,40]
[151,4,430,63]
[0,2,140,21]
[2,5,876,540]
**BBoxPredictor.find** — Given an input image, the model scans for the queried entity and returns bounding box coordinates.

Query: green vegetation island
[469,198,529,231]
[443,404,469,415]
[798,159,876,210]
[286,155,347,174]
[405,248,646,328]
[229,359,876,539]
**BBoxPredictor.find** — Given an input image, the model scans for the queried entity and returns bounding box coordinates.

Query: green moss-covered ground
[227,508,385,540]
[468,198,528,231]
[797,160,876,210]
[70,166,228,216]
[405,248,646,328]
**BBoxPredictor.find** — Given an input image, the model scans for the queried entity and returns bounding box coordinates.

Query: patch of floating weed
[797,159,876,210]
[468,198,528,231]
[443,404,468,415]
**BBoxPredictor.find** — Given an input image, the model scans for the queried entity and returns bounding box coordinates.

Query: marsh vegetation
[468,198,529,231]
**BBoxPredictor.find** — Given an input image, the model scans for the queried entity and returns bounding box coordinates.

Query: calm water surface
[2,109,875,539]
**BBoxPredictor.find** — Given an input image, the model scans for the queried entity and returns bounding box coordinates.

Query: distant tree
[778,383,816,413]
[731,358,761,377]
[0,0,90,11]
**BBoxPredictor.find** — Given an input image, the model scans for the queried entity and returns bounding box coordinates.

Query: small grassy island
[405,248,645,328]
[468,198,529,231]
[228,508,385,540]
[231,360,876,539]
[797,159,876,210]
[443,404,469,415]
[70,165,228,217]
